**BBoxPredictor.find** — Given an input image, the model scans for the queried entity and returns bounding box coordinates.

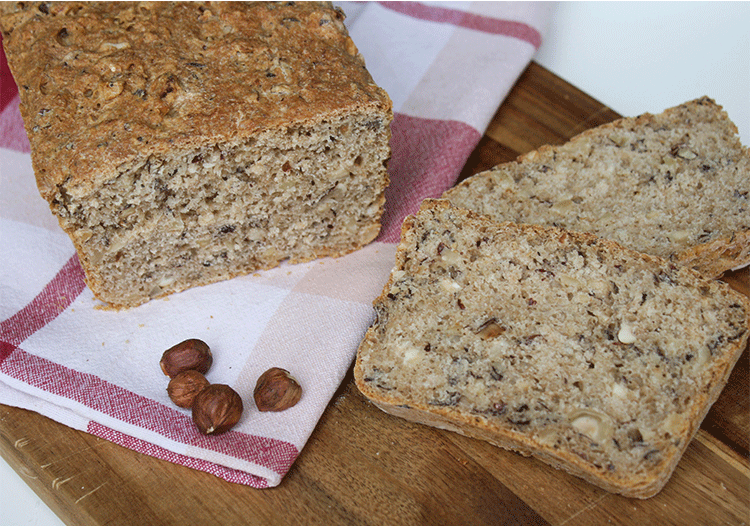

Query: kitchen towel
[0,1,551,488]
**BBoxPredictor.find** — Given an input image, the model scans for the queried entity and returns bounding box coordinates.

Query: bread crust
[355,199,750,498]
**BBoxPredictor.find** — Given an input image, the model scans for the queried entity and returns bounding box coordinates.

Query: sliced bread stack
[355,99,750,498]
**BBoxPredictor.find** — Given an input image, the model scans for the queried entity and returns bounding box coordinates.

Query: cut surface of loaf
[0,1,392,308]
[354,199,750,498]
[444,97,749,278]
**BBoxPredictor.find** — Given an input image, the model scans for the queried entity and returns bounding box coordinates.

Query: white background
[3,2,748,524]
[535,1,749,144]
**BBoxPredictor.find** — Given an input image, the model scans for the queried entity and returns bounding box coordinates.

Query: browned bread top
[0,1,391,202]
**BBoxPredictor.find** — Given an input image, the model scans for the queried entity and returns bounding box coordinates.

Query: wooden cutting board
[1,62,748,526]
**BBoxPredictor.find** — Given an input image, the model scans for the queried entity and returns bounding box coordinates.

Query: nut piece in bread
[0,2,392,307]
[355,199,750,498]
[444,97,749,278]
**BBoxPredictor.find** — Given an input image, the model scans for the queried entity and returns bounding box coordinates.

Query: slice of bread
[444,97,749,278]
[354,199,750,498]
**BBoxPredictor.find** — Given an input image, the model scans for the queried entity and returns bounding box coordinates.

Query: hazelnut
[693,345,711,367]
[160,339,213,378]
[676,147,697,160]
[167,370,210,408]
[191,384,243,435]
[254,367,302,412]
[476,318,505,340]
[617,323,637,344]
[569,409,614,444]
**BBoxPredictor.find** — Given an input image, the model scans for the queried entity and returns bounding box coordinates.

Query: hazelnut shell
[191,384,243,435]
[167,370,210,408]
[254,367,302,412]
[160,339,213,378]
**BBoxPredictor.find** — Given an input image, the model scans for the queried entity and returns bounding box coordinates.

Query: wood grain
[1,62,748,526]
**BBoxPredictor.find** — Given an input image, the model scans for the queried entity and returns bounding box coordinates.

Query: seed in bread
[354,199,750,498]
[444,97,749,278]
[0,1,392,308]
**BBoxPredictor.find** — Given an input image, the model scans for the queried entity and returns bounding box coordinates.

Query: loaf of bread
[0,1,392,308]
[444,97,749,278]
[354,199,750,498]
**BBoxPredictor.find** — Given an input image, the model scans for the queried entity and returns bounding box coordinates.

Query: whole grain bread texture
[354,199,750,498]
[444,97,749,278]
[0,1,392,308]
